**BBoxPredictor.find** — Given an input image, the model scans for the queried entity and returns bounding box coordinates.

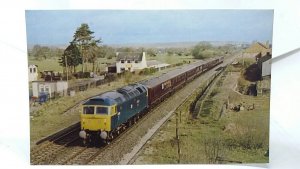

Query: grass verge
[134,68,270,164]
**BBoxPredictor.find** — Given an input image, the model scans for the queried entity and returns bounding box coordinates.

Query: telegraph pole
[176,112,181,163]
[65,55,69,82]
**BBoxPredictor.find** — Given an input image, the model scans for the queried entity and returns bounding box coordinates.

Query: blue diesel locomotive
[79,83,148,143]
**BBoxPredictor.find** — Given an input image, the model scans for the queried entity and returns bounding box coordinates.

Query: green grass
[136,68,270,164]
[148,53,197,65]
[28,58,62,72]
[29,55,197,147]
[28,54,196,74]
[28,57,115,75]
[30,80,123,146]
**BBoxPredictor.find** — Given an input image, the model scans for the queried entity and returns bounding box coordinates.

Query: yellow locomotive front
[79,95,117,143]
[79,84,149,144]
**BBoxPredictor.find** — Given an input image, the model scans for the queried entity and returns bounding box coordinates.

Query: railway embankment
[132,64,270,164]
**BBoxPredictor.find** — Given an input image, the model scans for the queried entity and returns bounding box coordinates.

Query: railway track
[30,57,234,165]
[30,126,81,164]
[31,91,162,165]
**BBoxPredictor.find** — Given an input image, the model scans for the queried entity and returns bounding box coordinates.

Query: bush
[203,135,224,164]
[140,67,157,75]
[224,114,269,150]
[210,89,220,98]
[237,76,249,94]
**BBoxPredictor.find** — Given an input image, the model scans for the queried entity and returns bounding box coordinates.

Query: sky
[25,10,274,46]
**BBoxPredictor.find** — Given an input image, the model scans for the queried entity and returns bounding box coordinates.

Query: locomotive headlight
[79,130,87,139]
[100,131,108,139]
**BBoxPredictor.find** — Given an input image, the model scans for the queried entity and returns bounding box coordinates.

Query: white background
[0,0,299,169]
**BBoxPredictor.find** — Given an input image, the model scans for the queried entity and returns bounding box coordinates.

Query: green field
[28,46,236,148]
[29,54,197,147]
[28,53,196,78]
[134,67,270,164]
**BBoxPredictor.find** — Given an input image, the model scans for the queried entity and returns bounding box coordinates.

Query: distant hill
[27,41,250,50]
[108,41,250,48]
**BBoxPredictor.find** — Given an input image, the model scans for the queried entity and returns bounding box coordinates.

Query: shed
[32,81,68,99]
[106,63,117,73]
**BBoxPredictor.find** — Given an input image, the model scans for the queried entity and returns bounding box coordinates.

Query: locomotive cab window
[96,106,109,115]
[136,87,143,93]
[83,106,95,114]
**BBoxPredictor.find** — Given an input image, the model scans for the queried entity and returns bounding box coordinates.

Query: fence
[67,75,116,94]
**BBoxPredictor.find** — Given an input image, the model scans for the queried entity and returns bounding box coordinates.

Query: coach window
[96,107,109,115]
[83,106,95,115]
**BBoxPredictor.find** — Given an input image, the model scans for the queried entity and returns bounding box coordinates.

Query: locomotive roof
[141,60,207,88]
[83,83,147,106]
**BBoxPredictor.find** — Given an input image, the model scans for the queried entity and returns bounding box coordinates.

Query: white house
[116,52,147,73]
[32,81,68,98]
[28,65,38,82]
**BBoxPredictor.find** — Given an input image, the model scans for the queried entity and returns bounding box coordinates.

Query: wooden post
[65,55,69,82]
[180,111,182,123]
[176,112,180,163]
[178,138,181,163]
[176,112,179,140]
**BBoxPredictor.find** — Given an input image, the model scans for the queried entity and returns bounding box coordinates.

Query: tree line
[192,42,236,59]
[28,23,238,76]
[28,45,64,60]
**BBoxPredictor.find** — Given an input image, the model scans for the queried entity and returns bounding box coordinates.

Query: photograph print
[26,10,273,165]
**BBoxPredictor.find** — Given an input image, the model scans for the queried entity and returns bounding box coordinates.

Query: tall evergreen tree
[59,42,82,73]
[72,23,101,72]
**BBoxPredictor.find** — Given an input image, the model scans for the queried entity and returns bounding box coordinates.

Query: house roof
[107,62,116,68]
[258,53,272,63]
[256,42,269,49]
[116,52,143,61]
[28,64,38,67]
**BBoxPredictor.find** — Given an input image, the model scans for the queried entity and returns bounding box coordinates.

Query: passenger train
[79,56,224,144]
